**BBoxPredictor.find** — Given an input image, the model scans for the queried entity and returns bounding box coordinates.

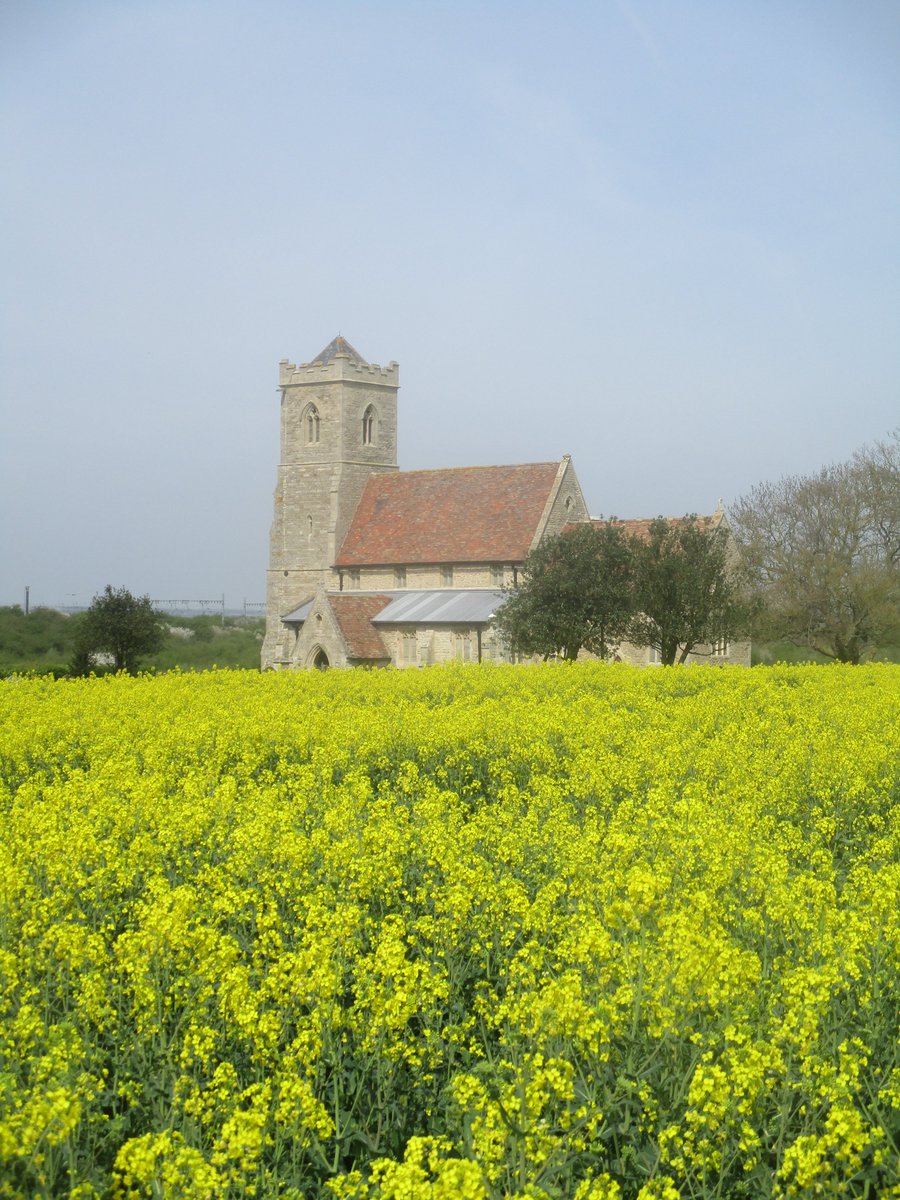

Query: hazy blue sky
[2,0,898,609]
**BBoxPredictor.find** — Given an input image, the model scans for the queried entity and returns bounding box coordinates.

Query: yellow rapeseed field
[1,663,898,1199]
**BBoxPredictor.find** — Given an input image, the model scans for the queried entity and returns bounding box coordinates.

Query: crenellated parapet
[279,356,400,388]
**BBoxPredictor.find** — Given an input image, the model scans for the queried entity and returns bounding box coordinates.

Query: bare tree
[852,431,900,567]
[730,434,899,663]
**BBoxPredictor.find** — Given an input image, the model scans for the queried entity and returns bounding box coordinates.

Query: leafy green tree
[0,605,79,672]
[628,516,751,665]
[494,522,636,660]
[71,586,166,674]
[730,433,899,663]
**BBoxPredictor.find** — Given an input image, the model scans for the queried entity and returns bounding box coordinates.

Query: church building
[262,337,749,670]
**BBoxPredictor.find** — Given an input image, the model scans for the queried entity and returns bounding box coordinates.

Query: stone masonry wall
[262,351,399,669]
[378,623,510,668]
[338,564,514,591]
[537,456,591,542]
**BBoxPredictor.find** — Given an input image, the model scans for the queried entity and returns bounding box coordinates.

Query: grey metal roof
[371,589,504,625]
[282,599,314,623]
[282,589,506,627]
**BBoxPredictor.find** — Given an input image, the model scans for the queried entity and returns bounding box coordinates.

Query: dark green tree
[71,586,166,675]
[628,516,751,665]
[493,522,636,661]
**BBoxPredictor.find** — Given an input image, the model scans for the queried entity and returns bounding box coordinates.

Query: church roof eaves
[594,515,718,539]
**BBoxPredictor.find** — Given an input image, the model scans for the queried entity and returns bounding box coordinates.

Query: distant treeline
[0,606,265,676]
[3,605,897,677]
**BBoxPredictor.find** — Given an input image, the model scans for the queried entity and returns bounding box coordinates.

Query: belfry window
[306,405,320,444]
[362,405,376,446]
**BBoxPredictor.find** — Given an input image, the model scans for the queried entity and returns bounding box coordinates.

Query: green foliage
[752,639,900,666]
[628,517,753,665]
[494,518,749,665]
[0,605,82,667]
[0,606,265,675]
[0,662,71,679]
[493,522,636,660]
[72,586,166,675]
[144,616,264,672]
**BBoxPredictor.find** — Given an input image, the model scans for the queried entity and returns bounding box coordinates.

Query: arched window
[305,404,320,444]
[362,404,376,446]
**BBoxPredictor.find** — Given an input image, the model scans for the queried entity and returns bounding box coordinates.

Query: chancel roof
[335,462,564,567]
[309,335,368,366]
[590,515,719,539]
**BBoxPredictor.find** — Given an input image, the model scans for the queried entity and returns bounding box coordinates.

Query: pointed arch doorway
[310,647,330,670]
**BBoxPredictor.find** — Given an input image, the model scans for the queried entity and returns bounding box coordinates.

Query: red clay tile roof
[562,516,718,541]
[335,463,563,567]
[329,594,391,660]
[599,515,718,540]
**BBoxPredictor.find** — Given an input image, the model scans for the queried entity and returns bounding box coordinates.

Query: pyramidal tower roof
[309,335,368,366]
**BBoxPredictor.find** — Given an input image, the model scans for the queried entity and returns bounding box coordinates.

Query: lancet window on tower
[305,404,320,444]
[362,405,376,446]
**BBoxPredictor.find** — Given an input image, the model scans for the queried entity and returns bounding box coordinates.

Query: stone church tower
[262,336,399,667]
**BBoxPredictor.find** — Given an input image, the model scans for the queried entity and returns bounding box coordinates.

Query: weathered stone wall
[282,594,349,670]
[535,455,591,543]
[262,352,399,669]
[338,564,513,591]
[378,623,511,668]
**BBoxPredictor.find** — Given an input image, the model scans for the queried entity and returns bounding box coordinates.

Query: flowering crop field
[1,664,899,1200]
